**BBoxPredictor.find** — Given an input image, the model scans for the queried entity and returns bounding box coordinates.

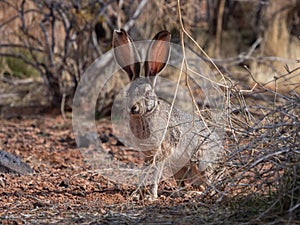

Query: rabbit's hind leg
[174,164,206,191]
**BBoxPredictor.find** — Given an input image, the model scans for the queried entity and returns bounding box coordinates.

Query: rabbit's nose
[131,103,140,114]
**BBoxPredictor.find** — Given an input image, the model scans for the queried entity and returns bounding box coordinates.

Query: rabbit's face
[113,29,170,118]
[127,79,157,116]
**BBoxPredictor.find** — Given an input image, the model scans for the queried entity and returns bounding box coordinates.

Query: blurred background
[0,0,299,117]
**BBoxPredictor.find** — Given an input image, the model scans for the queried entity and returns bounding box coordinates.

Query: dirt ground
[0,112,225,225]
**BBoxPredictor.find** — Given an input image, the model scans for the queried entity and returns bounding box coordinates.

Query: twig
[61,92,66,120]
[123,0,149,31]
[215,0,225,57]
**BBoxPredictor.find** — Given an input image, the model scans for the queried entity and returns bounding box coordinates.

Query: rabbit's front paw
[148,183,158,200]
[130,186,158,201]
[145,193,158,201]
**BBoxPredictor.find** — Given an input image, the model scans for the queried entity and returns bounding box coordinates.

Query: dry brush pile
[210,76,300,223]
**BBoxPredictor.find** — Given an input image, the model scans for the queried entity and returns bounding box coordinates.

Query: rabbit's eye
[131,104,140,114]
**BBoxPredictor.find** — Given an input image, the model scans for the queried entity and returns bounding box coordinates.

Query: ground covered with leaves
[0,110,299,224]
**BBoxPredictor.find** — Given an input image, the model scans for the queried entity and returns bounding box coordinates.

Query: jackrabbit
[112,29,222,199]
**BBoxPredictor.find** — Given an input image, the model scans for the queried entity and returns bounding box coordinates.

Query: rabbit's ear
[145,31,171,79]
[113,29,140,80]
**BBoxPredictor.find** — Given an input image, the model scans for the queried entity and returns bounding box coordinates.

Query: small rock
[0,177,5,187]
[0,150,34,174]
[99,208,106,214]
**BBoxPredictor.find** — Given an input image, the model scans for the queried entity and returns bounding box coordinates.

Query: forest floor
[0,112,228,225]
[0,111,298,224]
